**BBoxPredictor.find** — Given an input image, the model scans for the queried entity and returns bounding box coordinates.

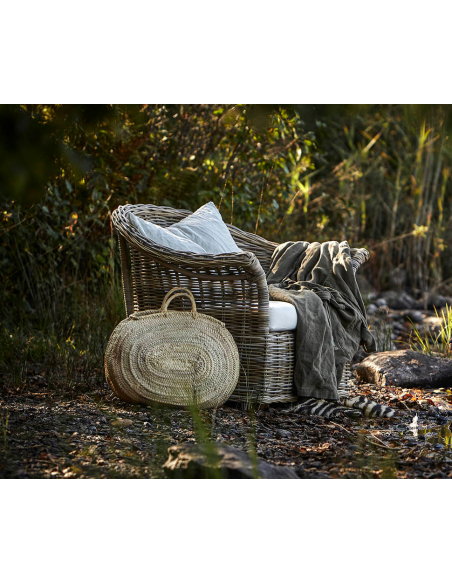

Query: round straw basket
[105,287,240,408]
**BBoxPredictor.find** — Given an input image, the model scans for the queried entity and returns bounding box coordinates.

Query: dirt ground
[1,364,452,479]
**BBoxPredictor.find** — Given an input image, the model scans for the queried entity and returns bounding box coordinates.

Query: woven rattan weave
[112,204,369,405]
[105,288,240,407]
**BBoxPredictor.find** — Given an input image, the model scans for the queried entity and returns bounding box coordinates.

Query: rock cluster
[366,290,452,312]
[358,279,452,358]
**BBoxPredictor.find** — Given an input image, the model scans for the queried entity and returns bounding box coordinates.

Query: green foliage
[0,277,125,392]
[409,304,452,358]
[299,107,452,292]
[1,184,115,321]
[1,105,316,323]
[0,105,123,204]
[2,104,452,384]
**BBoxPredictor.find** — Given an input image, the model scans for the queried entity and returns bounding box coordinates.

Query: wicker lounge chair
[112,204,370,405]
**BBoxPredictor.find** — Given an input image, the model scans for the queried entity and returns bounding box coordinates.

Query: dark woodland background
[2,104,452,391]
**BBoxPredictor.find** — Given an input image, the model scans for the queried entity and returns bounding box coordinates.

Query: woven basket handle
[160,287,198,317]
[129,288,198,320]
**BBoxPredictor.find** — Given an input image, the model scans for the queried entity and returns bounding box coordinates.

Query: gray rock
[380,291,416,309]
[415,293,452,310]
[163,443,300,479]
[400,309,424,324]
[386,310,403,321]
[418,316,443,336]
[375,298,387,307]
[355,349,452,388]
[431,294,448,309]
[392,321,407,333]
[366,303,378,315]
[276,429,293,439]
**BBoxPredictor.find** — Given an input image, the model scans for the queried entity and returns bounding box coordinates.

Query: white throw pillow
[128,202,242,254]
[170,202,242,254]
[128,212,207,254]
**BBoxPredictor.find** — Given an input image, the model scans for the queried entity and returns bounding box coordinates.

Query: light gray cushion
[128,212,206,254]
[170,202,242,254]
[129,202,242,254]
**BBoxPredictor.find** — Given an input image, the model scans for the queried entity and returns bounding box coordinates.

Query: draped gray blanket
[267,241,376,400]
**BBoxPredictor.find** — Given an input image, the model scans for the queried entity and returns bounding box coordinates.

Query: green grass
[372,309,394,353]
[409,304,452,358]
[0,275,125,394]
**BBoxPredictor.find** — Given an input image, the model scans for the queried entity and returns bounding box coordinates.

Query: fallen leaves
[1,369,452,479]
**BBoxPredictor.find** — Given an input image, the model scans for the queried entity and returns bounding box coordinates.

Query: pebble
[276,429,293,439]
[112,419,133,427]
[402,310,424,323]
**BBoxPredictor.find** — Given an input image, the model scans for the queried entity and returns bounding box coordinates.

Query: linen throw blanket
[267,241,376,400]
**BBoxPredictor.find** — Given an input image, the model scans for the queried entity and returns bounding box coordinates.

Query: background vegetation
[1,104,452,391]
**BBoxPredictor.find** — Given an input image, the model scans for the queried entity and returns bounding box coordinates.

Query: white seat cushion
[268,300,297,332]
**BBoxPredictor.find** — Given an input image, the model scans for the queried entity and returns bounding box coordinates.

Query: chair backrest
[123,203,277,273]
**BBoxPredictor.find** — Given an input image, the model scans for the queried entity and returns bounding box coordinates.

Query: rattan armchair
[112,204,369,405]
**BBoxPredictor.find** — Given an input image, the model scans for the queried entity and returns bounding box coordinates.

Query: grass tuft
[409,304,452,358]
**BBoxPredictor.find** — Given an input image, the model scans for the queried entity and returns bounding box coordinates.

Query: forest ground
[1,363,452,479]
